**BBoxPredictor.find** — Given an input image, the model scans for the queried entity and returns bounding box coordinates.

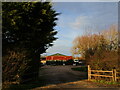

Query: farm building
[41,53,86,65]
[46,53,72,61]
[41,53,73,65]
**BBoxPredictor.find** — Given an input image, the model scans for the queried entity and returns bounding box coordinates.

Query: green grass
[71,66,87,72]
[93,79,120,85]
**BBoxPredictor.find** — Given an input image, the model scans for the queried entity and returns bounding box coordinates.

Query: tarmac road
[39,65,87,86]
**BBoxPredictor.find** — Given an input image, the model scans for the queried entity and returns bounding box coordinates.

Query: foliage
[71,25,119,70]
[2,48,32,84]
[2,2,59,54]
[46,61,64,65]
[2,2,59,84]
[46,59,74,65]
[65,59,74,65]
[3,77,47,89]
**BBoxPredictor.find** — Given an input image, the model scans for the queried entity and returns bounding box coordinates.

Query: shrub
[3,49,30,84]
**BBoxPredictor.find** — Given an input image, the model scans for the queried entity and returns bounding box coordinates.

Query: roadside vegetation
[71,25,119,71]
[71,66,87,72]
[2,2,59,89]
[92,79,120,86]
[3,77,46,90]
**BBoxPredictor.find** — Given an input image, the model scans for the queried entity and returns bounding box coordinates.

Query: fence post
[112,69,114,81]
[114,69,117,82]
[112,69,117,82]
[88,65,91,81]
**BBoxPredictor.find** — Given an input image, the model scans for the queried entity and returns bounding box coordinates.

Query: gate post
[114,69,117,82]
[88,65,91,81]
[112,68,117,82]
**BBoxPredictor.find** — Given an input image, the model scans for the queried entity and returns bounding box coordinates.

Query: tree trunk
[20,52,40,83]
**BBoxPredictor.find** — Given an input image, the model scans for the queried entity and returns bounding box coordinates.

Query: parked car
[73,59,86,66]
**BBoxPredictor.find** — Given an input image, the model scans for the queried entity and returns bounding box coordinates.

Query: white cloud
[70,14,117,33]
[70,16,90,30]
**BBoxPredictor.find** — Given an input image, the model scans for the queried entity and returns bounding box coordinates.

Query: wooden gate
[88,65,120,82]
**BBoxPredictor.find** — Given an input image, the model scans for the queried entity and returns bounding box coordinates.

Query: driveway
[32,65,120,89]
[38,65,87,86]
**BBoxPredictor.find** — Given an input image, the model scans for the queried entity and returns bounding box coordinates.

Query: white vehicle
[63,63,65,65]
[73,59,79,62]
[73,59,83,65]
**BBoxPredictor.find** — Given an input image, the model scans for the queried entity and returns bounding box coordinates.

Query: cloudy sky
[43,2,118,56]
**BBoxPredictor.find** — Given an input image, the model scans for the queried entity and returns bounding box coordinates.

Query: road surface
[38,65,87,86]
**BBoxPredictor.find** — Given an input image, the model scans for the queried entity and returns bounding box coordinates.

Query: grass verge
[71,66,87,72]
[92,79,120,85]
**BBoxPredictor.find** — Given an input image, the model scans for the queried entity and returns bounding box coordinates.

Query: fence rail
[88,65,120,82]
[91,70,112,73]
[91,74,113,77]
[116,72,120,74]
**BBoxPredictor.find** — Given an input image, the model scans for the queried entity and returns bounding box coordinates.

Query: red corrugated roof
[46,56,73,61]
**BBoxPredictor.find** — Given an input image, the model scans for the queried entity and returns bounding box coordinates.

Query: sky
[42,2,118,56]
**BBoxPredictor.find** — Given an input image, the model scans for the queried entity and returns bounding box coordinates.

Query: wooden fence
[88,65,120,82]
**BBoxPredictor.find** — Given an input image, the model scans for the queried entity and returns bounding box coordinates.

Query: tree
[2,2,59,83]
[71,33,107,58]
[101,25,118,51]
[71,25,119,70]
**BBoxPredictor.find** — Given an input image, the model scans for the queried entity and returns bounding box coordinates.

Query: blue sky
[42,2,118,56]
